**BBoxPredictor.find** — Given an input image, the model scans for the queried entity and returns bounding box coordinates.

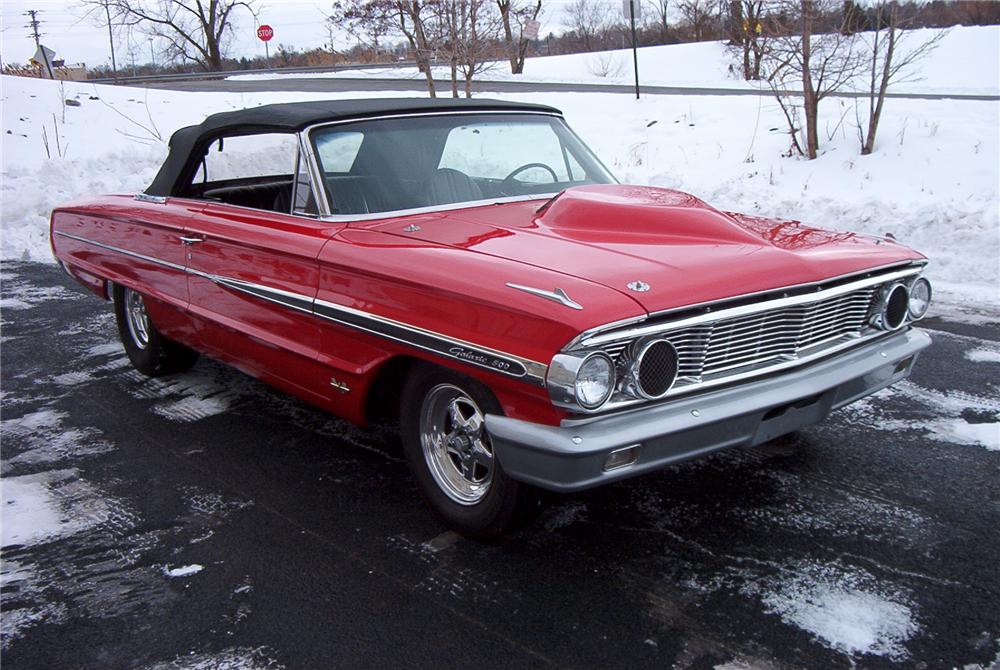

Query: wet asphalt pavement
[2,261,999,670]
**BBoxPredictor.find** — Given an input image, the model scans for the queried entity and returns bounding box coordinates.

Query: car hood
[374,184,925,314]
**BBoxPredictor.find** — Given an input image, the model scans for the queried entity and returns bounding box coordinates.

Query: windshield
[309,113,615,216]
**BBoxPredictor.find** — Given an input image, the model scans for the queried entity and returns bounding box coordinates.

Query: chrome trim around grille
[577,265,922,349]
[557,265,926,414]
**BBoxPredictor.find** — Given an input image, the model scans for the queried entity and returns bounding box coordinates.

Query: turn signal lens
[604,445,641,471]
[908,277,932,319]
[575,353,615,410]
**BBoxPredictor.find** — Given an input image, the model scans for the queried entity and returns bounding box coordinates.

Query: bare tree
[564,0,613,51]
[765,0,861,159]
[450,0,501,96]
[81,0,258,71]
[726,0,767,79]
[856,2,945,155]
[331,0,442,97]
[496,0,541,74]
[78,0,119,76]
[676,0,717,41]
[329,0,396,54]
[398,0,443,96]
[646,0,669,42]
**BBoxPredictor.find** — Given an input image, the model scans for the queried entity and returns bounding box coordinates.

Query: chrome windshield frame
[300,110,618,222]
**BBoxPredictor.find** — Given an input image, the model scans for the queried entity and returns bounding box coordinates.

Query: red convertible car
[51,98,932,537]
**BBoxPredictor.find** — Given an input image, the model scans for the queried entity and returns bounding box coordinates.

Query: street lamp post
[148,38,155,69]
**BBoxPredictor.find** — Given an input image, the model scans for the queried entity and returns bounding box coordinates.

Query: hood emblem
[627,281,650,293]
[506,283,583,310]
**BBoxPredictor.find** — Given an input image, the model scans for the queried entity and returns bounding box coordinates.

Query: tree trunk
[729,1,743,44]
[408,3,437,98]
[498,1,519,74]
[801,0,819,159]
[863,17,895,154]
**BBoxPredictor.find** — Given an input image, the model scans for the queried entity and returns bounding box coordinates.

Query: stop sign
[257,24,273,42]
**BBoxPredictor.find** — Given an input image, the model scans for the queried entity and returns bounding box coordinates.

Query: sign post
[623,0,640,99]
[257,24,274,69]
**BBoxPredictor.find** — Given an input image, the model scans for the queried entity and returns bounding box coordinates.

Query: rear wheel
[400,364,539,539]
[113,284,198,376]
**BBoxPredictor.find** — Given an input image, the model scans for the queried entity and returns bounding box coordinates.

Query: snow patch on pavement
[140,647,285,670]
[3,407,114,467]
[1,470,110,547]
[967,348,1000,364]
[164,564,204,578]
[0,602,69,650]
[839,381,1000,452]
[743,561,918,660]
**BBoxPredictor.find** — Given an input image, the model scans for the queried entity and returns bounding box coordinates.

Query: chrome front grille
[607,286,878,386]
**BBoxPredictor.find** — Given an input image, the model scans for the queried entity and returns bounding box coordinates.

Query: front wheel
[400,364,538,539]
[113,284,198,377]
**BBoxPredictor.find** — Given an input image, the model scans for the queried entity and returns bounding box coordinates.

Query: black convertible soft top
[145,98,562,197]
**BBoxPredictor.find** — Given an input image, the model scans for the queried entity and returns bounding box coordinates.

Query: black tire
[400,363,539,540]
[113,284,199,377]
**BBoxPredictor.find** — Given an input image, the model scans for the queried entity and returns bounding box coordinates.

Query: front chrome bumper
[486,328,931,492]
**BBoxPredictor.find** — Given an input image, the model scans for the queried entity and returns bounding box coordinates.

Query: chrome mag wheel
[419,383,495,505]
[124,288,150,349]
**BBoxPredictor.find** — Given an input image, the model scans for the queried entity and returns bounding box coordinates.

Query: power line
[24,9,42,47]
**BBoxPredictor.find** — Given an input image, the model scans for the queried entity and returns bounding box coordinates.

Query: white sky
[0,0,579,70]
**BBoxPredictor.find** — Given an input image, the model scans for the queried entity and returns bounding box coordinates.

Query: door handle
[179,236,204,245]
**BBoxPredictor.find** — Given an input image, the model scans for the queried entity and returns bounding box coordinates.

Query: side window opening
[184,133,298,213]
[291,149,319,217]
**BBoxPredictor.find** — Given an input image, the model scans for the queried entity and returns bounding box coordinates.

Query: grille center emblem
[627,281,650,293]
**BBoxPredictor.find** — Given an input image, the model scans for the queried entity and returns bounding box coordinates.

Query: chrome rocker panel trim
[54,231,547,385]
[486,328,931,493]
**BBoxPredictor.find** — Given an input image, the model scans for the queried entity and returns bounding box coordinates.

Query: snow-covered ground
[2,25,998,309]
[229,26,1000,97]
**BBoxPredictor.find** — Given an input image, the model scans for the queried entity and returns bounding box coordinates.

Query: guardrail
[89,60,417,85]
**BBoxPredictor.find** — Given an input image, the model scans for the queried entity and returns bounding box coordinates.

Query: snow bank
[2,59,997,307]
[230,26,1000,97]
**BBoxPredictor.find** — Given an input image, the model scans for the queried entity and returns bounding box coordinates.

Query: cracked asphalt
[2,261,998,669]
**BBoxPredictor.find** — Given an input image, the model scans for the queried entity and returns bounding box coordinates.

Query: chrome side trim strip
[578,266,923,349]
[208,275,316,315]
[54,231,186,272]
[313,297,547,385]
[134,193,167,204]
[506,283,583,310]
[55,230,546,385]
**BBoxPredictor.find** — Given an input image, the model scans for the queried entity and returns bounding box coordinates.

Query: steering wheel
[501,162,559,190]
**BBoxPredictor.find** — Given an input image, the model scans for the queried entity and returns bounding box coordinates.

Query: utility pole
[24,9,43,47]
[626,0,640,99]
[148,38,155,69]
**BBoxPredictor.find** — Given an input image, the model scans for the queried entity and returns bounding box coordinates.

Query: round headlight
[881,283,909,331]
[575,353,615,410]
[908,277,932,319]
